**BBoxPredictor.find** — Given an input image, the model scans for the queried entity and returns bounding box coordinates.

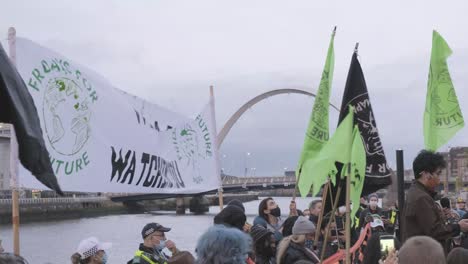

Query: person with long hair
[254,197,284,242]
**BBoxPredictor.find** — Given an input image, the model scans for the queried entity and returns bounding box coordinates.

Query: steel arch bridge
[216,88,340,147]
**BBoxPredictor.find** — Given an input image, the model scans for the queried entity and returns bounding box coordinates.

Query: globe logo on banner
[43,77,91,156]
[172,113,214,184]
[25,57,99,177]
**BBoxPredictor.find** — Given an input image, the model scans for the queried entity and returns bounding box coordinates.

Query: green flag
[297,28,335,197]
[299,106,355,196]
[343,124,366,227]
[424,30,465,151]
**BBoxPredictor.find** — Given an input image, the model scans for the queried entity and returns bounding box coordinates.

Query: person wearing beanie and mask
[214,205,247,231]
[129,222,179,264]
[250,225,276,264]
[402,150,468,254]
[71,237,111,264]
[254,198,284,242]
[276,216,319,264]
[358,193,383,231]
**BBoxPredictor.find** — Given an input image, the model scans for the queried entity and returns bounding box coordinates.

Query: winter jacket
[401,181,460,246]
[279,242,319,264]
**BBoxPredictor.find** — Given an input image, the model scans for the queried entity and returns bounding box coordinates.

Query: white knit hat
[76,237,112,259]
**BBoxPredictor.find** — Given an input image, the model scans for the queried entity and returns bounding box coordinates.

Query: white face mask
[369,201,378,207]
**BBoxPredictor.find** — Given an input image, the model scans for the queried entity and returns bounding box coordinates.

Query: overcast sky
[1,0,468,176]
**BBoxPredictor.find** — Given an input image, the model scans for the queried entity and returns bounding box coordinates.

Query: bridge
[110,175,297,202]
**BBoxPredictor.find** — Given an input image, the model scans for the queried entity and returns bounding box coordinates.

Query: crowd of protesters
[2,150,468,263]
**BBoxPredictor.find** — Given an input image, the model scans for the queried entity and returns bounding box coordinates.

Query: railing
[0,197,108,205]
[322,223,372,264]
[222,176,296,186]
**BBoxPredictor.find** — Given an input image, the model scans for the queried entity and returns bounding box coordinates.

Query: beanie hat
[250,224,272,243]
[292,216,316,235]
[213,205,246,230]
[368,193,378,201]
[227,199,245,213]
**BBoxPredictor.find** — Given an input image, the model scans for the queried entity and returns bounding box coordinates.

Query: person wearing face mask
[401,150,468,254]
[358,193,383,231]
[129,222,179,264]
[276,216,319,264]
[71,237,111,264]
[254,197,284,242]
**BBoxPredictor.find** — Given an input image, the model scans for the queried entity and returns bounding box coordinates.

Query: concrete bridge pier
[189,195,209,215]
[176,196,186,215]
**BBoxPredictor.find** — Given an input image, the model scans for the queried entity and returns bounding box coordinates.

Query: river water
[0,197,316,263]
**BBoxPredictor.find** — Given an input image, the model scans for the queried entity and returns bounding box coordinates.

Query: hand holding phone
[380,235,395,258]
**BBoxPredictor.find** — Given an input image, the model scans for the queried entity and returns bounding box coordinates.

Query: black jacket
[358,207,383,230]
[280,242,319,264]
[254,255,275,264]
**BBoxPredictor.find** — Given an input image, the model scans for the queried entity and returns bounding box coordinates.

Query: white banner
[14,38,221,193]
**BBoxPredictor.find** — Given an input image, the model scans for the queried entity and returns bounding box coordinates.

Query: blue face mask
[305,239,314,249]
[100,252,108,264]
[155,239,166,251]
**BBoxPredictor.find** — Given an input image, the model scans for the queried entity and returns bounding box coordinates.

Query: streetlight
[252,167,256,177]
[221,154,228,173]
[244,152,251,177]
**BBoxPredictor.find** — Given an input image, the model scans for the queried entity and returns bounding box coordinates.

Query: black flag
[0,44,63,195]
[325,51,391,212]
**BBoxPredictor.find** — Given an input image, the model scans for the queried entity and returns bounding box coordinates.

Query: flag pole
[290,173,301,216]
[344,42,360,264]
[314,179,330,243]
[210,85,224,210]
[345,164,352,264]
[8,26,20,256]
[293,25,337,210]
[320,184,342,262]
[314,25,337,226]
[292,173,300,201]
[396,149,405,242]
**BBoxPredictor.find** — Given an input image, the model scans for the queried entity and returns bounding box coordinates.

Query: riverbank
[0,193,258,224]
